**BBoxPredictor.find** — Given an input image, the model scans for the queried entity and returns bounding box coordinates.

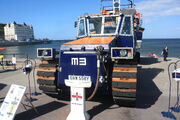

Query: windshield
[78,19,86,36]
[104,17,118,34]
[120,16,132,35]
[88,16,119,36]
[89,17,102,35]
[77,16,120,37]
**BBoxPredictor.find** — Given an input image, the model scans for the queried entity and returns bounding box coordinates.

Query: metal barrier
[0,54,32,70]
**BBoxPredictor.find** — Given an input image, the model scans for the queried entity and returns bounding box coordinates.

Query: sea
[0,38,180,59]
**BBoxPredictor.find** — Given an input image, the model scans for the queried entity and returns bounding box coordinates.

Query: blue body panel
[58,52,97,86]
[136,32,142,40]
[116,36,134,47]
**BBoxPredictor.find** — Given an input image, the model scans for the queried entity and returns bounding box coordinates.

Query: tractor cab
[77,14,121,38]
[73,7,143,60]
[76,11,137,38]
[75,0,140,40]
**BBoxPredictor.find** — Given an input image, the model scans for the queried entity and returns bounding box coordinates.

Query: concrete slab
[0,57,179,120]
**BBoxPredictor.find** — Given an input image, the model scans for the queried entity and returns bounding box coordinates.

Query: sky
[0,0,180,39]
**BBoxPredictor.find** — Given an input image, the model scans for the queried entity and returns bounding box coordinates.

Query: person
[161,46,168,61]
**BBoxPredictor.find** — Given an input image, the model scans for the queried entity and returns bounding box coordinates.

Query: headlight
[42,50,50,56]
[119,49,127,57]
[37,48,54,59]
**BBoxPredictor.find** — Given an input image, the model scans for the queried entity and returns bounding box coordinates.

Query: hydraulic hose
[87,46,104,100]
[87,59,101,100]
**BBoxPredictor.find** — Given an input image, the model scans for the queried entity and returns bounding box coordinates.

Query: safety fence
[0,54,39,71]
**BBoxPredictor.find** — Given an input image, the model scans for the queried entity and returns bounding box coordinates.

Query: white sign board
[65,75,92,88]
[0,84,26,120]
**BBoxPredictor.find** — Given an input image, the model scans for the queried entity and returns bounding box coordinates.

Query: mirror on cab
[74,21,78,28]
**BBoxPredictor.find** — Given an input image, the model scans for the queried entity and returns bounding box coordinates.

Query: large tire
[37,71,56,77]
[37,60,58,93]
[112,64,138,106]
[135,52,140,64]
[39,85,57,92]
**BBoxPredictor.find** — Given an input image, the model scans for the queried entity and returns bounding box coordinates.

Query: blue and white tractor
[37,0,144,105]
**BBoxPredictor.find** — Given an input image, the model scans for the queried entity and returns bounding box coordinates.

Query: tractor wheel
[135,52,140,64]
[37,60,58,93]
[112,64,138,106]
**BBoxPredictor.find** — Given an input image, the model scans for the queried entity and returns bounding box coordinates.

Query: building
[0,23,6,40]
[4,22,34,41]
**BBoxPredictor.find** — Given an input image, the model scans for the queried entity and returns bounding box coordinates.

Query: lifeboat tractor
[36,0,145,105]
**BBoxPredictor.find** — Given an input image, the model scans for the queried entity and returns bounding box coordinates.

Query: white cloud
[136,0,180,17]
[135,0,180,37]
[173,27,180,31]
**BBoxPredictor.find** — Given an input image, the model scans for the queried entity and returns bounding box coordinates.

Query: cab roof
[80,8,136,18]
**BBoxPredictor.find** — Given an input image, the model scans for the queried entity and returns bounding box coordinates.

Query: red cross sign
[72,92,82,101]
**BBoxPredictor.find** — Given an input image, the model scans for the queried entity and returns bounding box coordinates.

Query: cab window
[78,19,85,36]
[104,17,118,34]
[120,16,132,35]
[89,17,102,35]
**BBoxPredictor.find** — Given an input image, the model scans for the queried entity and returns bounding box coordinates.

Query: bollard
[65,76,92,120]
